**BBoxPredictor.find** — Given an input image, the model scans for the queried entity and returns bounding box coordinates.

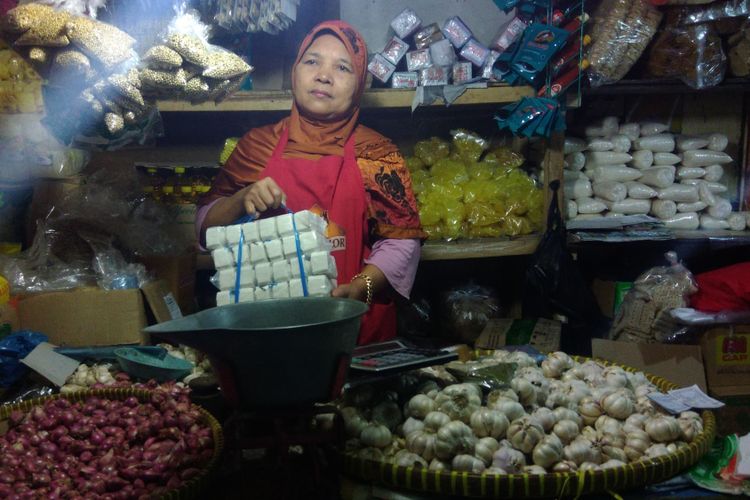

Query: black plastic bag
[522,181,606,355]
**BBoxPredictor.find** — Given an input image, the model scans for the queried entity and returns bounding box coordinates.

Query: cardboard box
[16,280,180,346]
[700,325,750,397]
[138,252,196,314]
[476,318,561,353]
[592,338,707,391]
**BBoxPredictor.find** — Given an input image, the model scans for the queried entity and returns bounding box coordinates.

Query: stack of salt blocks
[206,210,337,306]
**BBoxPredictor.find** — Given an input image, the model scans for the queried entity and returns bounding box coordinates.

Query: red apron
[259,127,396,344]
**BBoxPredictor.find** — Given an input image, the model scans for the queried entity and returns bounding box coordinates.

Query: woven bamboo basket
[342,355,715,498]
[0,387,224,500]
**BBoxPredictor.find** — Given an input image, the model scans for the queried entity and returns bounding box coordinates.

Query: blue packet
[511,22,569,85]
[0,331,48,387]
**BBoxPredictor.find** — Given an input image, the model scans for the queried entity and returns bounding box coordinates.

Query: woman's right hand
[235,177,286,216]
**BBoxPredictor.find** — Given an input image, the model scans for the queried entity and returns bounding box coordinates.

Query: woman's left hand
[331,281,367,303]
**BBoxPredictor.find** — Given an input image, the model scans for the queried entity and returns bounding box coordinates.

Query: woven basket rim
[342,353,716,498]
[0,387,225,500]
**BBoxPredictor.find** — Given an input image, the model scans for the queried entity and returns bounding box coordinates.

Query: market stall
[0,0,749,498]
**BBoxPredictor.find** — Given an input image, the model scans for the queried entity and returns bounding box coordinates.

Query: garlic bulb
[392,449,428,467]
[563,438,594,465]
[578,397,603,426]
[507,351,537,368]
[491,398,526,422]
[635,395,658,415]
[624,413,648,431]
[511,377,538,407]
[475,437,499,465]
[434,421,477,460]
[452,454,486,473]
[435,384,482,423]
[406,429,438,461]
[645,443,669,458]
[594,415,623,436]
[372,400,403,431]
[634,384,654,399]
[602,366,628,388]
[531,407,556,432]
[483,466,507,475]
[627,371,651,390]
[553,419,580,444]
[580,426,597,442]
[578,461,600,471]
[507,416,544,454]
[346,384,374,407]
[601,389,635,419]
[341,406,368,438]
[360,423,392,448]
[491,446,526,473]
[406,394,436,419]
[552,407,583,428]
[424,411,452,432]
[532,433,563,468]
[624,429,650,461]
[524,465,548,475]
[401,417,425,437]
[541,351,574,379]
[487,388,519,405]
[561,371,579,383]
[429,458,450,471]
[383,437,406,458]
[590,386,616,403]
[645,415,682,443]
[552,460,578,473]
[678,416,703,442]
[358,447,384,460]
[470,408,509,439]
[600,459,627,470]
[679,410,701,422]
[599,434,627,463]
[562,381,591,406]
[417,380,441,399]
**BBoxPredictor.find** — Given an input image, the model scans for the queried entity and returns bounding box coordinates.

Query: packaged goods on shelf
[563,117,744,230]
[208,210,337,306]
[409,130,543,241]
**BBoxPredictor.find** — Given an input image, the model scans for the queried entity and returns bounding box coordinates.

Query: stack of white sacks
[563,116,748,231]
[205,210,337,306]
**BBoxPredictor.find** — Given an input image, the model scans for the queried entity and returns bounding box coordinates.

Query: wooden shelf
[420,234,541,261]
[157,85,534,112]
[581,78,750,96]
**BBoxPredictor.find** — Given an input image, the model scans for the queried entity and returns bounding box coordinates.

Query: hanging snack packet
[460,38,490,66]
[390,8,422,39]
[413,23,444,49]
[442,16,473,48]
[368,53,396,83]
[382,36,409,65]
[511,22,569,84]
[490,16,527,53]
[405,48,432,72]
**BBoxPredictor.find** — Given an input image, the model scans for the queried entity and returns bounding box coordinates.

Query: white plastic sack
[587,138,614,152]
[708,198,732,219]
[564,137,587,154]
[639,166,676,188]
[586,151,633,166]
[565,152,586,171]
[658,184,699,203]
[700,215,730,230]
[676,201,707,213]
[703,164,724,182]
[651,199,677,219]
[573,214,604,220]
[629,150,654,169]
[576,197,607,214]
[639,122,668,137]
[681,149,733,168]
[564,178,593,200]
[653,153,681,166]
[661,212,700,230]
[697,181,716,206]
[634,134,675,153]
[618,123,640,142]
[625,181,657,199]
[727,213,747,231]
[704,133,728,152]
[676,135,709,152]
[593,181,627,202]
[610,135,632,153]
[676,166,706,180]
[566,200,578,219]
[587,165,642,183]
[602,198,651,215]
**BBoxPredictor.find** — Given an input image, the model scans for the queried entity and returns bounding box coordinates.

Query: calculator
[350,339,458,374]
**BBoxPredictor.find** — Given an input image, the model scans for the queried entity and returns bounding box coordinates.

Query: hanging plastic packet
[493,43,521,84]
[493,0,524,12]
[511,22,569,85]
[490,16,528,53]
[537,59,589,98]
[495,97,564,138]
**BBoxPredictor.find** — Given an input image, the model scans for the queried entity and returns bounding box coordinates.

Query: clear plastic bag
[610,251,699,343]
[440,283,502,344]
[586,0,663,87]
[646,9,726,89]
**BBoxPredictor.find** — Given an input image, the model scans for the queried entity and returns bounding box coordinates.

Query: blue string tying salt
[283,204,309,297]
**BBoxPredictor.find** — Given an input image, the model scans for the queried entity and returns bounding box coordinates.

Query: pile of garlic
[340,350,704,475]
[564,116,747,230]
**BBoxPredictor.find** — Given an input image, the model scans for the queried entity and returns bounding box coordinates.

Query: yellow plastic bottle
[0,275,9,305]
[174,166,194,204]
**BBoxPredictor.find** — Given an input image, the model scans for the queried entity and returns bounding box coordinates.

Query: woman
[197,21,425,344]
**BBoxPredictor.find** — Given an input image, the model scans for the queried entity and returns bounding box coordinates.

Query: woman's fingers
[242,178,286,215]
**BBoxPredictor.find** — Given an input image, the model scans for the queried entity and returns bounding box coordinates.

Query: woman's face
[293,34,357,121]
